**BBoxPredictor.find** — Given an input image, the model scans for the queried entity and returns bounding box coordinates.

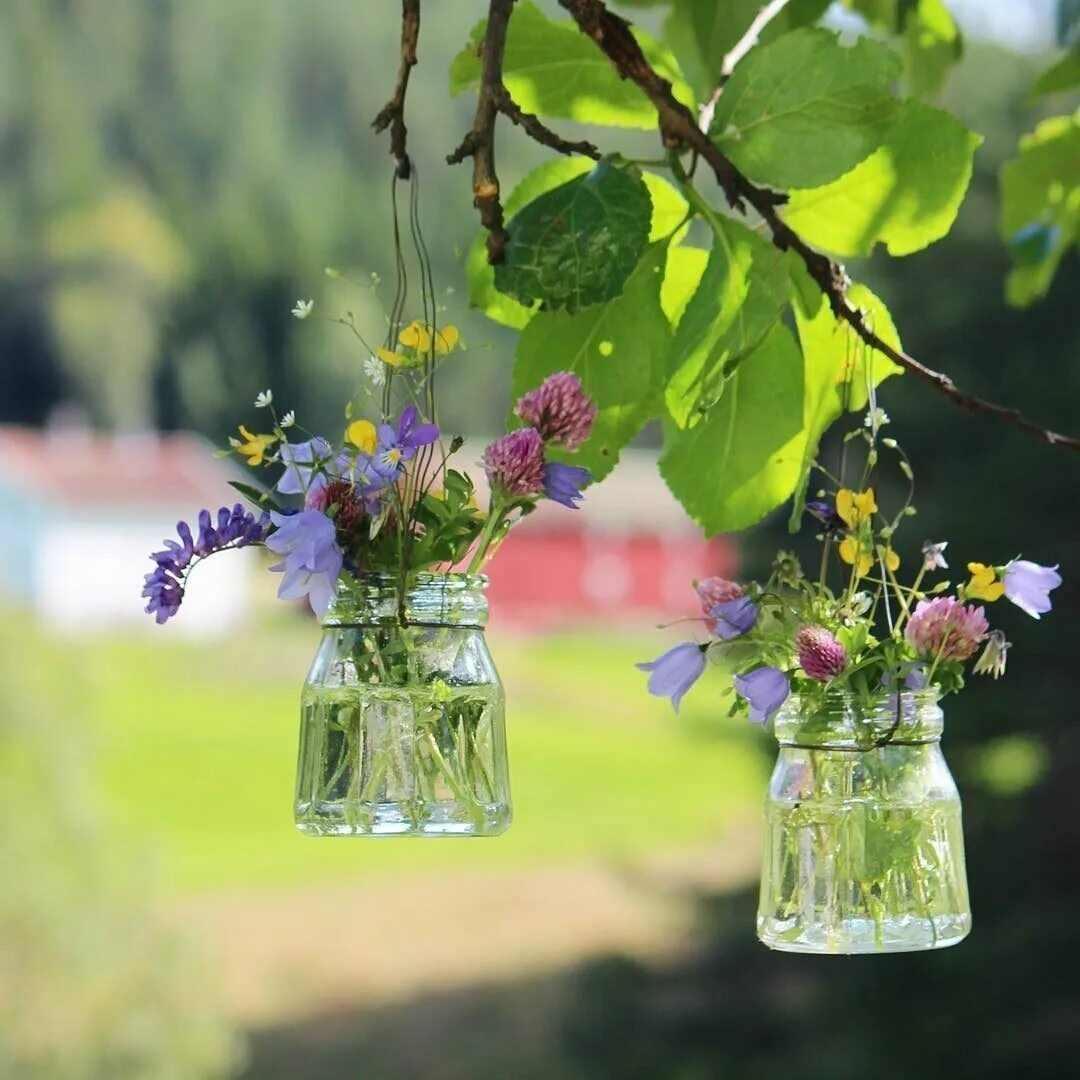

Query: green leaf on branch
[512,240,672,481]
[708,28,901,189]
[494,160,653,314]
[1032,45,1080,98]
[781,99,981,257]
[467,161,687,328]
[787,284,902,529]
[661,0,831,101]
[449,0,693,129]
[1000,110,1080,307]
[666,217,790,428]
[660,322,805,535]
[659,245,709,326]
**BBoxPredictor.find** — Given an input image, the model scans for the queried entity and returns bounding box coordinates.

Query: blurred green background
[1,1,1078,1077]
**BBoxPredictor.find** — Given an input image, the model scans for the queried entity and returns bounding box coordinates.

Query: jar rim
[324,571,490,627]
[774,688,944,750]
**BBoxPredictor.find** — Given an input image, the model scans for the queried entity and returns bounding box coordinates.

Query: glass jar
[757,691,971,954]
[294,573,511,837]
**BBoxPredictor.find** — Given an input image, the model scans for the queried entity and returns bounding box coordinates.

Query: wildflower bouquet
[638,412,1062,953]
[143,261,597,836]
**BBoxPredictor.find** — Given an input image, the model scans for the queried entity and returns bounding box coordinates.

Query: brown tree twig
[372,0,421,179]
[446,0,600,263]
[557,0,1080,451]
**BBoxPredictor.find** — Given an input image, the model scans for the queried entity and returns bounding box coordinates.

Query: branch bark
[372,0,421,179]
[557,0,1080,451]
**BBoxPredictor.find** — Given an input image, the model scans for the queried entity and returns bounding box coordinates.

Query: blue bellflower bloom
[1003,559,1062,619]
[636,642,707,712]
[143,504,269,624]
[542,461,591,508]
[277,437,349,495]
[734,665,790,726]
[709,595,758,640]
[265,509,343,616]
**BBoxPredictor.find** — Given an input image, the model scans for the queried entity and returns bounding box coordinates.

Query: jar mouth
[775,690,944,750]
[323,571,490,628]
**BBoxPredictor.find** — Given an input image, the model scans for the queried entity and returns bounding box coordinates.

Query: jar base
[295,800,512,837]
[757,913,971,955]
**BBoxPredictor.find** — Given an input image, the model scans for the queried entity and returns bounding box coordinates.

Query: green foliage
[409,470,487,567]
[1000,110,1080,307]
[1031,46,1080,97]
[494,160,653,314]
[512,240,673,480]
[709,28,902,189]
[782,100,981,257]
[450,0,694,128]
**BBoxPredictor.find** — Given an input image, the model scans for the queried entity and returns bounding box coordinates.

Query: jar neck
[321,573,489,629]
[774,691,943,750]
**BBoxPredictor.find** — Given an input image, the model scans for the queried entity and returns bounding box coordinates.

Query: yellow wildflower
[346,420,378,455]
[879,546,900,573]
[966,561,1005,602]
[234,425,275,467]
[836,488,877,528]
[838,536,873,577]
[433,324,460,355]
[399,320,432,353]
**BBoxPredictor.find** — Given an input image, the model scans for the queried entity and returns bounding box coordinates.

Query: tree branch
[372,0,421,179]
[558,0,1080,452]
[699,0,792,133]
[494,87,601,160]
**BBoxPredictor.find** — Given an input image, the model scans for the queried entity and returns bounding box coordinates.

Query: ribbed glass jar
[294,573,511,837]
[757,691,971,954]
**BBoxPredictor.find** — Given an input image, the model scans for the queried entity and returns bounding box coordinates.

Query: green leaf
[661,0,832,101]
[659,245,709,325]
[787,284,902,529]
[1000,110,1080,307]
[512,240,673,480]
[227,480,282,513]
[709,28,901,189]
[494,160,652,314]
[449,0,693,129]
[660,322,805,534]
[666,217,790,428]
[782,99,981,257]
[1032,45,1080,97]
[467,162,686,329]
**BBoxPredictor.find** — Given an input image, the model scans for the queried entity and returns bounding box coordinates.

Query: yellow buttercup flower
[399,320,432,353]
[879,546,900,573]
[346,419,378,455]
[838,536,873,577]
[433,324,460,355]
[836,487,878,528]
[234,425,275,467]
[966,561,1005,602]
[375,345,424,370]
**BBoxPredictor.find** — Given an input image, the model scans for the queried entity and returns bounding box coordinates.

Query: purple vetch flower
[542,461,591,509]
[709,596,759,640]
[265,509,343,616]
[277,437,339,495]
[636,642,708,712]
[795,626,848,681]
[375,405,439,475]
[1002,559,1062,619]
[483,427,545,499]
[142,504,269,624]
[734,666,790,726]
[905,597,988,662]
[515,371,598,450]
[805,499,844,536]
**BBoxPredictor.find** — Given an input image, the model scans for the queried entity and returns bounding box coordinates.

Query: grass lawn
[23,616,768,896]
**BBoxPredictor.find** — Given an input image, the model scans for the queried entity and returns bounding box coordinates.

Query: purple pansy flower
[709,596,758,640]
[636,642,707,712]
[734,666,790,726]
[542,461,591,509]
[375,405,439,474]
[265,509,343,616]
[143,504,268,624]
[1003,559,1062,619]
[277,437,340,495]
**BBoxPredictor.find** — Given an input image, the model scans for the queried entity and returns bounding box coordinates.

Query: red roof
[0,426,241,509]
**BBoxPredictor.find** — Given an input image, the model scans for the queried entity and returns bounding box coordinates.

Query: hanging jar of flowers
[637,413,1062,953]
[141,205,598,836]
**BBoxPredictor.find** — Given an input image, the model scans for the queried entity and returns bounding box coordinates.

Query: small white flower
[364,354,386,387]
[370,272,381,285]
[922,540,949,571]
[292,298,315,320]
[280,410,295,428]
[864,406,890,434]
[254,389,273,409]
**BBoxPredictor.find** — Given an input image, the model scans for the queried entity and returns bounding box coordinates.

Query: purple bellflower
[1003,559,1062,619]
[734,666,790,726]
[542,462,591,509]
[265,509,343,617]
[709,596,758,640]
[636,642,708,712]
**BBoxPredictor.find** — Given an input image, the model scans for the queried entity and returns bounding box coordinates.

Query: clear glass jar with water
[757,690,971,954]
[294,573,511,836]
